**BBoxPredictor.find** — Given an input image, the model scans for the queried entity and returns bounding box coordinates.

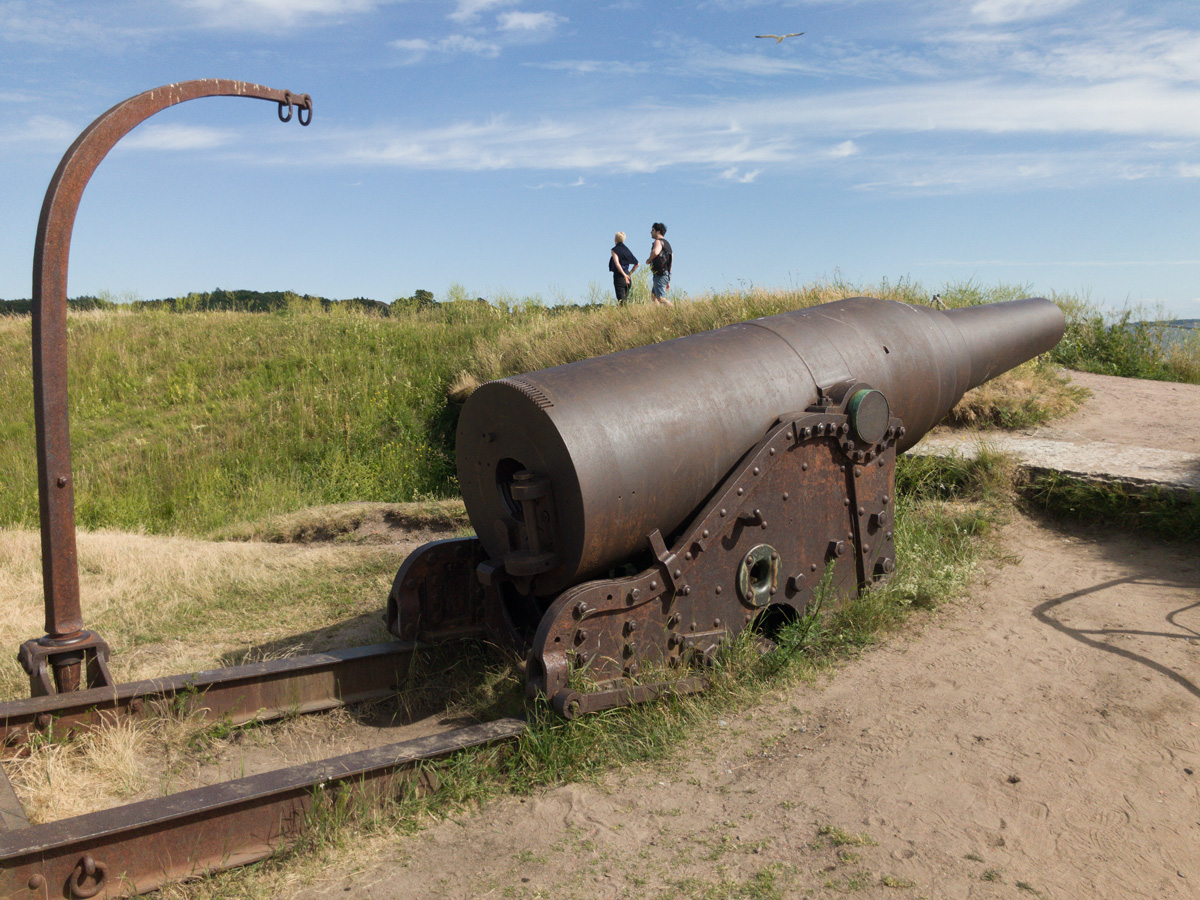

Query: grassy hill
[1,281,1195,536]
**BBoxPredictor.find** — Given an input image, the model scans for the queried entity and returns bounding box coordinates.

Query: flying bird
[755,32,804,43]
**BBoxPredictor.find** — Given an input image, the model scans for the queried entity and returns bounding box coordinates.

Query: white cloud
[720,167,761,183]
[292,72,1200,195]
[448,0,514,23]
[0,1,152,48]
[120,124,234,151]
[662,35,944,84]
[943,22,1200,85]
[184,0,390,27]
[771,79,1200,139]
[0,114,78,146]
[529,59,649,75]
[497,11,562,33]
[390,33,500,62]
[970,0,1082,24]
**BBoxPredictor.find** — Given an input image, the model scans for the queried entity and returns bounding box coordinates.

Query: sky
[2,0,1199,316]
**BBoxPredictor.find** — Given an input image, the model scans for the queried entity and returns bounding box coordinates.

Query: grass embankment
[450,279,1082,430]
[0,282,1083,536]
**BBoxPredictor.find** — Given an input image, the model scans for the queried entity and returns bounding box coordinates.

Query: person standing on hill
[609,231,639,305]
[647,222,673,308]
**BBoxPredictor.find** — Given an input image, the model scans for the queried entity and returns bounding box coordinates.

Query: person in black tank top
[647,222,673,308]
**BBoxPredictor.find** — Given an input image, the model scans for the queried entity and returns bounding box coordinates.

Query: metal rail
[0,717,525,898]
[27,80,312,697]
[1,643,416,752]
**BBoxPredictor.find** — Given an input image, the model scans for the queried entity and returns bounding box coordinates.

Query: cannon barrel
[456,296,1064,595]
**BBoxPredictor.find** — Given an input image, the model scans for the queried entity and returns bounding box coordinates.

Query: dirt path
[288,512,1198,900]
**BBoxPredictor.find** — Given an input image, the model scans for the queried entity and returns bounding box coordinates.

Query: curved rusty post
[23,80,312,696]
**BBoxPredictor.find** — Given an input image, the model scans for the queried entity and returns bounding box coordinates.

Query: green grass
[1021,470,1200,543]
[1051,298,1200,384]
[0,304,512,533]
[817,824,877,847]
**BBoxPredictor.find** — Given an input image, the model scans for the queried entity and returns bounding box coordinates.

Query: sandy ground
[282,370,1200,900]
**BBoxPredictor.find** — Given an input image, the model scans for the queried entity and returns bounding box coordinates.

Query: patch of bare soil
[1037,370,1200,451]
[294,512,1200,900]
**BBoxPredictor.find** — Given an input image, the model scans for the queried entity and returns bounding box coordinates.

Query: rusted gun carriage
[390,295,1065,716]
[0,79,1064,898]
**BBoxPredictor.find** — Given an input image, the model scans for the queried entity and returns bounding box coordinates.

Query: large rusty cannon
[389,296,1065,716]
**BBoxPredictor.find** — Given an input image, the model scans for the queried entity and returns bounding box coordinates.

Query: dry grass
[945,361,1089,429]
[0,523,420,700]
[4,699,383,825]
[0,501,468,830]
[6,717,156,822]
[460,284,881,386]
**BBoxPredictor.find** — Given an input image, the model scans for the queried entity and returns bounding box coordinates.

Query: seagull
[756,32,804,43]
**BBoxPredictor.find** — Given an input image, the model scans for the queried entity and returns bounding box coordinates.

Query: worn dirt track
[281,371,1200,900]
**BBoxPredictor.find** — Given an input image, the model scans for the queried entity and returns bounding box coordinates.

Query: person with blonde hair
[609,231,639,305]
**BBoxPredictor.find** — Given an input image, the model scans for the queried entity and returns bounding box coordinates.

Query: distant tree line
[0,288,442,317]
[0,295,115,315]
[0,287,615,317]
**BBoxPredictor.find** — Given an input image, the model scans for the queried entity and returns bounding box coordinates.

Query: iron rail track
[0,717,525,898]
